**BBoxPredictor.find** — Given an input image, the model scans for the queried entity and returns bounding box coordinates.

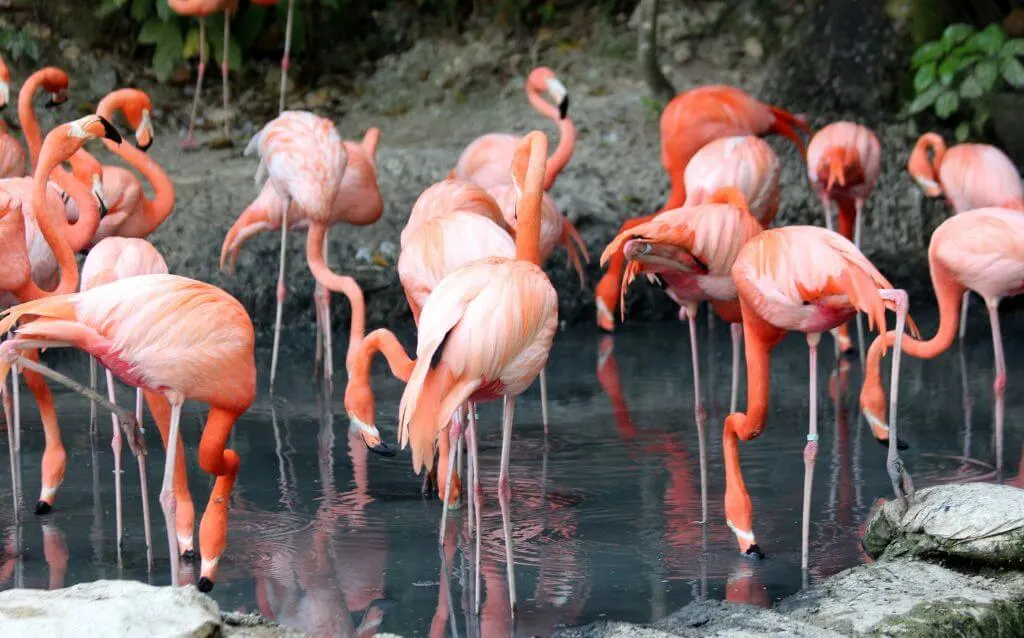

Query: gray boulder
[863,483,1024,567]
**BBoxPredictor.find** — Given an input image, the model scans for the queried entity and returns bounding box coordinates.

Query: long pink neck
[103,138,174,236]
[49,165,100,251]
[18,72,48,172]
[306,222,364,372]
[526,87,575,191]
[922,132,947,184]
[18,139,78,298]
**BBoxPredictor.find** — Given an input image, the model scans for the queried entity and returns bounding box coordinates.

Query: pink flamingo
[725,225,913,571]
[908,132,1024,340]
[860,207,1024,476]
[600,187,765,524]
[449,67,573,191]
[167,0,238,147]
[80,237,169,558]
[227,124,381,391]
[0,273,256,591]
[807,121,882,357]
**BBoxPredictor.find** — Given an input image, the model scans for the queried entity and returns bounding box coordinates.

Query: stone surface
[863,483,1024,567]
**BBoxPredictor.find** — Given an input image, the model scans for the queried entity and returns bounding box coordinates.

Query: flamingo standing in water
[0,273,256,592]
[907,132,1024,341]
[223,125,381,391]
[601,187,764,524]
[860,208,1024,475]
[81,237,169,558]
[596,86,808,331]
[725,226,912,571]
[807,121,882,357]
[168,0,238,147]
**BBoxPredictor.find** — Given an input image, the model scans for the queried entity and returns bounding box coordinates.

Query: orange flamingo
[449,66,573,191]
[168,0,238,147]
[0,115,118,519]
[596,88,805,331]
[398,130,558,615]
[17,67,68,174]
[725,225,913,571]
[601,187,764,524]
[80,237,169,558]
[908,132,1024,341]
[860,208,1024,476]
[0,56,25,179]
[0,273,256,592]
[224,125,381,390]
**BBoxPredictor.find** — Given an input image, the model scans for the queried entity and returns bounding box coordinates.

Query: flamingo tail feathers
[767,105,809,158]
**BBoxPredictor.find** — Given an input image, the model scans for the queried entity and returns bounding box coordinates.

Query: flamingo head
[527,66,569,120]
[623,239,707,275]
[819,146,865,193]
[68,150,108,217]
[724,413,764,559]
[40,67,69,109]
[98,88,154,151]
[908,133,944,197]
[0,57,10,110]
[345,381,394,457]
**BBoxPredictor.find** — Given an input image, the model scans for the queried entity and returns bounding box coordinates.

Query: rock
[0,580,221,637]
[657,600,840,636]
[221,611,309,637]
[777,559,1024,635]
[743,37,764,61]
[862,483,1024,567]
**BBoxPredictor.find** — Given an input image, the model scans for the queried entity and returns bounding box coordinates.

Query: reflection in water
[0,317,1022,635]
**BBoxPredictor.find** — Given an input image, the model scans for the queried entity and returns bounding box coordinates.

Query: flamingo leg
[159,400,183,587]
[466,404,481,615]
[498,394,517,616]
[802,332,821,572]
[730,322,742,414]
[183,17,207,149]
[104,369,124,557]
[539,367,549,436]
[3,375,19,521]
[314,284,324,376]
[220,10,231,142]
[278,0,295,113]
[145,391,195,559]
[438,416,462,544]
[89,355,97,435]
[682,302,708,525]
[321,231,334,386]
[136,387,153,568]
[879,289,913,503]
[269,198,289,393]
[960,291,971,341]
[12,365,19,453]
[986,298,1006,476]
[819,193,834,233]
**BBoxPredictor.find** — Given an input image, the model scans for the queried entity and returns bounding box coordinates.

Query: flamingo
[167,0,238,147]
[398,130,558,615]
[0,273,256,592]
[595,85,808,331]
[449,66,573,191]
[80,237,169,558]
[222,125,381,390]
[908,132,1024,341]
[724,225,913,571]
[600,187,764,524]
[0,115,117,517]
[0,56,25,179]
[860,208,1024,476]
[17,67,68,173]
[807,121,882,357]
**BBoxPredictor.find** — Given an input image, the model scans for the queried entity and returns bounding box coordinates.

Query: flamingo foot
[745,544,765,559]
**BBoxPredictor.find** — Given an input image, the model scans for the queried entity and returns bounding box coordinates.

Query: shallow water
[1,309,1022,637]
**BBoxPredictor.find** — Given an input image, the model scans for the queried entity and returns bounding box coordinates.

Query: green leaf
[935,89,960,118]
[155,0,171,21]
[182,26,202,60]
[131,0,152,21]
[1001,38,1024,58]
[138,17,167,44]
[959,74,984,98]
[236,6,266,50]
[955,121,971,142]
[1001,57,1024,88]
[975,59,999,90]
[942,23,974,47]
[908,84,943,114]
[152,43,177,82]
[938,55,971,86]
[912,41,947,68]
[968,23,1005,56]
[914,61,936,92]
[974,105,990,132]
[94,0,128,19]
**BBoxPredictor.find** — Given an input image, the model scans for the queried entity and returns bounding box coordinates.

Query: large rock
[863,483,1024,567]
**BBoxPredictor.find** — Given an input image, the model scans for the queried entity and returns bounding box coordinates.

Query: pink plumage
[683,135,781,226]
[81,237,169,291]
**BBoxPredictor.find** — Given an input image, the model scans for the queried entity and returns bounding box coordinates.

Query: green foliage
[908,22,1024,141]
[0,29,40,63]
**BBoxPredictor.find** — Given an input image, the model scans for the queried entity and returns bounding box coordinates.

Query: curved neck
[351,328,415,385]
[922,133,947,180]
[18,71,48,172]
[526,86,574,191]
[50,165,100,251]
[306,223,364,372]
[103,137,174,235]
[18,141,79,298]
[514,135,548,265]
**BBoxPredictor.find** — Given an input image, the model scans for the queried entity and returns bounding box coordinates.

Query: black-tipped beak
[876,437,909,451]
[98,197,108,218]
[745,544,765,559]
[136,138,153,152]
[369,441,395,457]
[197,577,214,593]
[559,95,569,120]
[44,98,59,109]
[97,115,122,144]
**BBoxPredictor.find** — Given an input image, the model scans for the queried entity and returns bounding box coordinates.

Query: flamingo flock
[0,33,1021,632]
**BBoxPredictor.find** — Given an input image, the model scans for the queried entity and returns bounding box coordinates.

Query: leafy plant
[909,22,1024,141]
[0,29,40,63]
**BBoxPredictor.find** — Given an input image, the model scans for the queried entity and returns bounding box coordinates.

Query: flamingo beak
[349,414,395,457]
[546,78,569,119]
[826,159,845,192]
[45,90,67,109]
[135,109,153,151]
[0,81,9,110]
[91,174,108,218]
[727,520,765,559]
[913,175,942,198]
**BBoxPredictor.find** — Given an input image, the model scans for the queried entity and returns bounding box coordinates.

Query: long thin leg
[960,291,971,341]
[987,298,1006,476]
[438,417,462,544]
[879,290,913,503]
[802,332,821,573]
[467,403,481,615]
[136,387,153,568]
[314,282,324,376]
[278,0,295,113]
[682,303,708,525]
[498,395,517,616]
[183,17,207,149]
[3,376,18,521]
[159,400,183,587]
[220,10,231,142]
[853,199,864,250]
[104,369,124,557]
[145,391,194,558]
[539,367,549,436]
[730,322,742,414]
[270,198,289,393]
[321,231,334,387]
[89,356,97,435]
[820,194,834,232]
